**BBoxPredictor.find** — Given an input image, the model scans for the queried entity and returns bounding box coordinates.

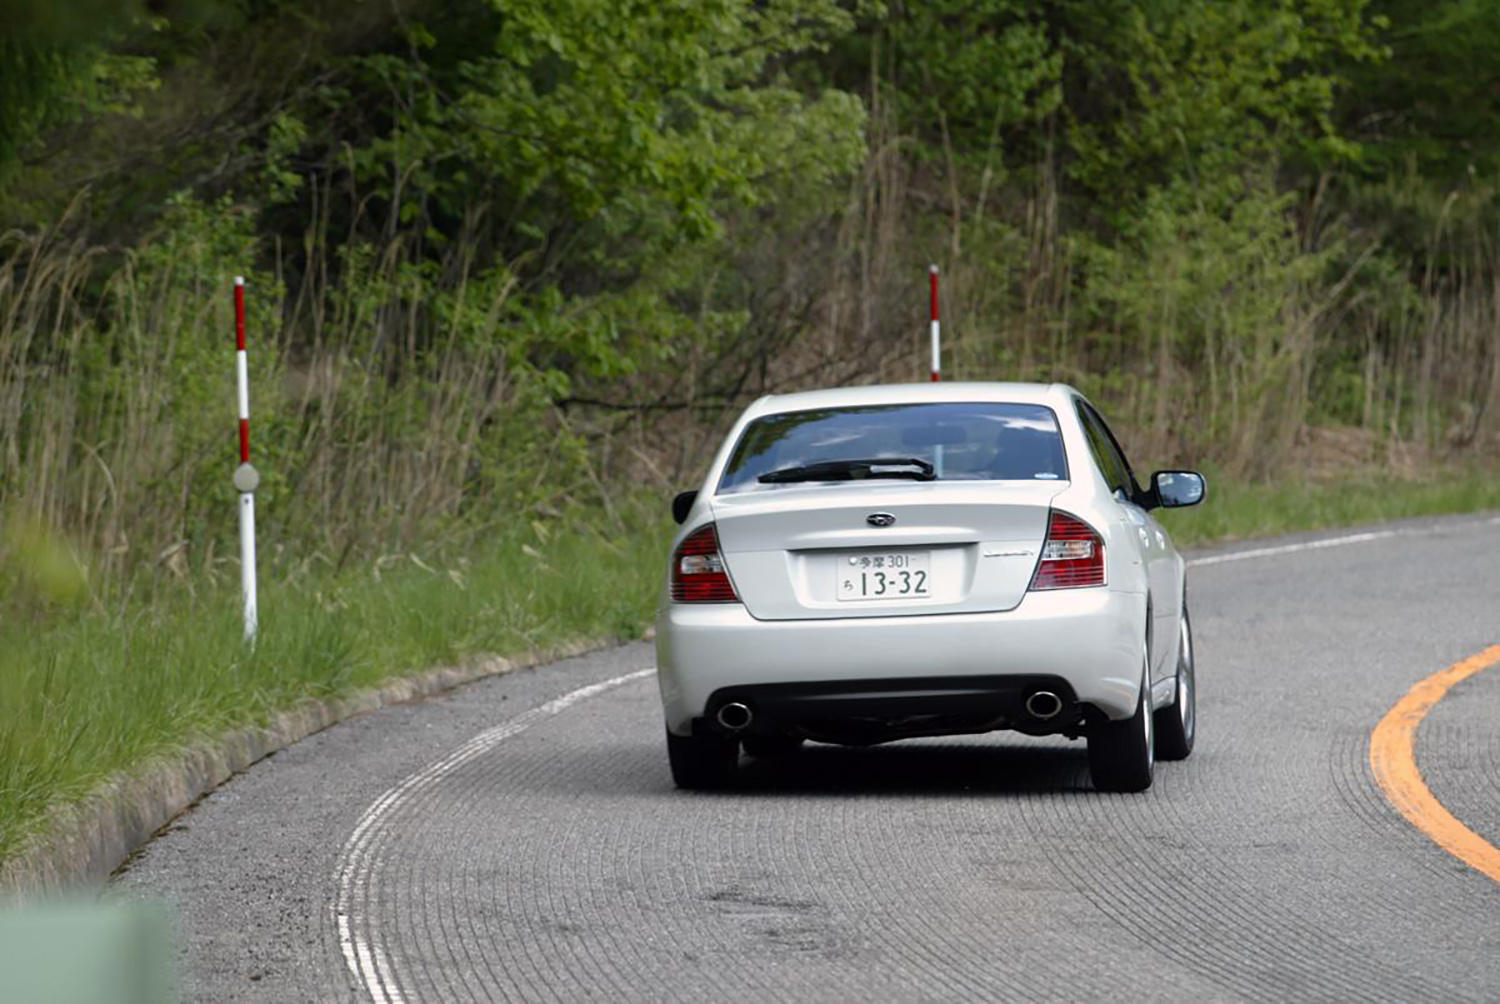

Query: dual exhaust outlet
[715,692,1065,730]
[1024,690,1064,722]
[716,702,754,731]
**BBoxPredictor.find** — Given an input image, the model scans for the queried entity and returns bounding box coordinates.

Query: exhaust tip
[715,702,753,731]
[1025,690,1064,722]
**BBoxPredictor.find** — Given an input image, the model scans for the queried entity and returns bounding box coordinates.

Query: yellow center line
[1369,644,1500,884]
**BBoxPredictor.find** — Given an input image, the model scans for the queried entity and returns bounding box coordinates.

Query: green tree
[1057,0,1380,216]
[0,0,160,172]
[1336,0,1500,181]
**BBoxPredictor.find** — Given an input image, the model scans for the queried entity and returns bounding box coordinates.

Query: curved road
[115,514,1500,1001]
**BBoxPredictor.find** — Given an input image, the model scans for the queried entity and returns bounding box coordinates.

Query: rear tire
[1087,667,1155,793]
[666,727,739,789]
[742,735,804,758]
[1154,607,1196,761]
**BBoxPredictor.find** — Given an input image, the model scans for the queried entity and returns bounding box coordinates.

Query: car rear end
[655,386,1145,750]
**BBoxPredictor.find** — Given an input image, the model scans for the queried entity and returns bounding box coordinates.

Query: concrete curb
[0,637,613,900]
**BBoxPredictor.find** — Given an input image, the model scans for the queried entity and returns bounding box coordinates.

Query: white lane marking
[1187,530,1397,567]
[1187,514,1500,568]
[331,514,1500,997]
[334,667,655,1003]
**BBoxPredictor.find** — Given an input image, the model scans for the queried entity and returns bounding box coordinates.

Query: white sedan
[654,382,1205,792]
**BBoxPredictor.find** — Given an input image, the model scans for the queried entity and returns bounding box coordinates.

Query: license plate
[836,551,931,601]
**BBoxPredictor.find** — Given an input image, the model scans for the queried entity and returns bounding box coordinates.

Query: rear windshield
[718,402,1068,494]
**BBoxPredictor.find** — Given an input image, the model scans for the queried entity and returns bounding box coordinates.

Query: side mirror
[1149,470,1206,509]
[671,489,699,525]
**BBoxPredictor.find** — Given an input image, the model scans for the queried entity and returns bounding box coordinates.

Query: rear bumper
[655,587,1145,735]
[700,674,1082,745]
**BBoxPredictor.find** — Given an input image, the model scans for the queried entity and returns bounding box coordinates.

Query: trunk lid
[710,481,1066,620]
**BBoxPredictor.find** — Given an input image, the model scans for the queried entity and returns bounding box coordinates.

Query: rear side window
[718,402,1068,494]
[1075,401,1136,497]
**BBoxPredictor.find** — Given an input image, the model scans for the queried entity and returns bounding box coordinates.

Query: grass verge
[0,502,675,865]
[1158,467,1500,546]
[1,468,1497,868]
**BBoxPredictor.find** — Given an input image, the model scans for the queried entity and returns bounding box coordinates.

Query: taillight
[671,524,739,602]
[1030,510,1106,590]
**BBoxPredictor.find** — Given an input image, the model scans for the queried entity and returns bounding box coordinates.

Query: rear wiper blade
[757,457,936,484]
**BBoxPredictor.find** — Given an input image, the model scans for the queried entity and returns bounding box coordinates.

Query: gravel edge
[0,636,614,900]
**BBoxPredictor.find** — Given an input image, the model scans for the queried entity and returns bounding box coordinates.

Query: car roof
[742,382,1079,421]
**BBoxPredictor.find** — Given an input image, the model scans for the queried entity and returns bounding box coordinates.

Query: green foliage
[890,1,1063,150]
[1060,0,1379,212]
[0,0,200,173]
[1337,0,1500,180]
[327,0,864,255]
[0,38,156,172]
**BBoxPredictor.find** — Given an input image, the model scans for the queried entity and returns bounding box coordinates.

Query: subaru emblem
[866,512,897,527]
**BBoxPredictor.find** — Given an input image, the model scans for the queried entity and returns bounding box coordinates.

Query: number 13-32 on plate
[837,551,931,600]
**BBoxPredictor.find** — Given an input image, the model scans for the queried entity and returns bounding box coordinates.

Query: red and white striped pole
[231,276,259,643]
[929,264,941,381]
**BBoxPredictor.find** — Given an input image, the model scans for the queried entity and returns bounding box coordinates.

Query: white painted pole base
[240,491,258,644]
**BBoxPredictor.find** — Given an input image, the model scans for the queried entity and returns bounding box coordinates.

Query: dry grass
[3,90,1498,612]
[0,198,605,609]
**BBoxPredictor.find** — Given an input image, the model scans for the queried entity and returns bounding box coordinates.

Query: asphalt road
[114,513,1500,1002]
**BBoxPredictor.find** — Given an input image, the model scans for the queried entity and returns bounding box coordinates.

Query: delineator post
[233,276,259,643]
[929,264,941,382]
